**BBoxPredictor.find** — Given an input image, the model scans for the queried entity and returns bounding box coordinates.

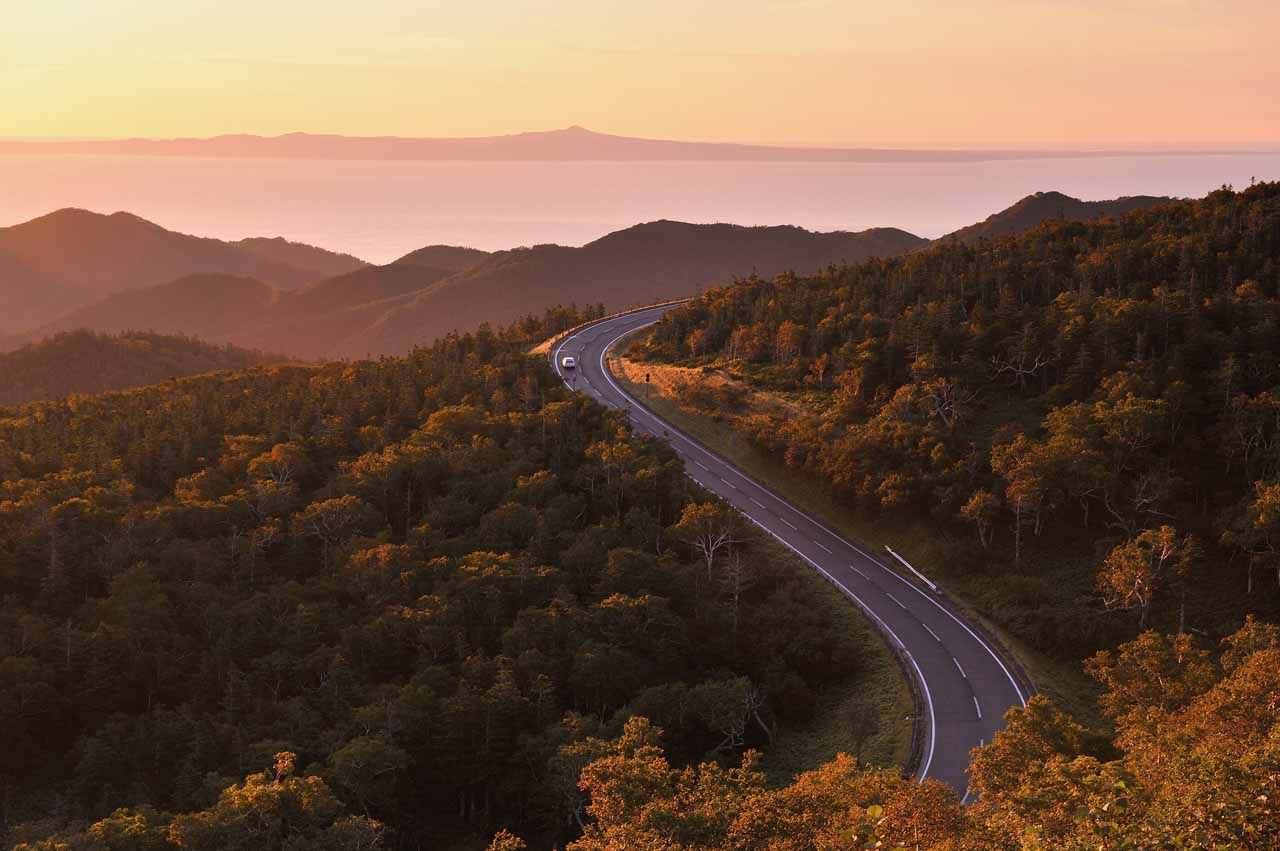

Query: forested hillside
[541,618,1280,851]
[0,330,285,404]
[0,309,878,849]
[937,190,1170,244]
[630,183,1280,657]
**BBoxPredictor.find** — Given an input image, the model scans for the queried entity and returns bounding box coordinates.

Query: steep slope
[0,209,361,333]
[938,190,1171,244]
[340,221,927,355]
[0,329,285,405]
[233,236,368,280]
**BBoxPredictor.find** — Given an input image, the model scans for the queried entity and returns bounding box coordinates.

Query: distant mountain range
[0,190,1177,358]
[0,127,1253,163]
[0,209,367,332]
[345,222,925,356]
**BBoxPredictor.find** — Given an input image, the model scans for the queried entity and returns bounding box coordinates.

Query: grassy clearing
[755,538,915,784]
[607,334,1106,732]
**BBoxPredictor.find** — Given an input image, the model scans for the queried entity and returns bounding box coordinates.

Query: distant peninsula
[0,126,1263,163]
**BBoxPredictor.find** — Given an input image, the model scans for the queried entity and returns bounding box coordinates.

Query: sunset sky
[3,0,1278,147]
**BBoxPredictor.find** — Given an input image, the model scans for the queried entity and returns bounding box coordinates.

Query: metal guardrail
[531,297,691,355]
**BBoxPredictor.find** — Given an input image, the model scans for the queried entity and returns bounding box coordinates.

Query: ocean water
[1,153,1277,263]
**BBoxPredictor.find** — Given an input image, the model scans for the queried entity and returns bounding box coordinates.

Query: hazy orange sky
[3,1,1278,147]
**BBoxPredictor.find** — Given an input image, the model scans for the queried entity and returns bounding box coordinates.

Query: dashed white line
[723,478,738,489]
[973,696,983,719]
[922,623,942,642]
[850,565,869,579]
[695,461,710,471]
[953,657,967,679]
[886,593,907,610]
[749,497,766,508]
[734,511,937,783]
[815,541,833,554]
[781,518,798,530]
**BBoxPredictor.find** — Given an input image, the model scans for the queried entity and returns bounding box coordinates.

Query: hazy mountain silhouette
[6,191,1181,358]
[0,209,367,332]
[335,221,927,356]
[937,191,1172,244]
[0,127,1237,163]
[34,274,279,340]
[232,236,367,280]
[392,245,491,271]
[14,220,922,357]
[19,250,489,358]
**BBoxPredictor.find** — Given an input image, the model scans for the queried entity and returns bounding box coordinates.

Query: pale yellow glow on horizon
[2,0,1278,147]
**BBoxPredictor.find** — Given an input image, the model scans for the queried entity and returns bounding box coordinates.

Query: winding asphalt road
[550,304,1028,797]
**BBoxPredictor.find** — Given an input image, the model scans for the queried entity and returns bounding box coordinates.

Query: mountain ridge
[0,208,370,333]
[3,190,1183,358]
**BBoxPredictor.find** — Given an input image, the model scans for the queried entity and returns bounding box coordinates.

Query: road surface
[550,304,1028,797]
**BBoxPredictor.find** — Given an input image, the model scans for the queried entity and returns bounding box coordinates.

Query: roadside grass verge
[754,536,915,783]
[607,334,1105,732]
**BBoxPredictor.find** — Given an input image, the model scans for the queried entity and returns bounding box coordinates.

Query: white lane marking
[953,657,967,679]
[906,649,938,782]
[749,497,766,508]
[723,478,738,489]
[815,541,833,554]
[736,512,936,784]
[887,568,1029,707]
[922,623,942,642]
[973,696,983,719]
[781,518,798,530]
[886,593,907,610]
[851,565,868,579]
[695,461,709,470]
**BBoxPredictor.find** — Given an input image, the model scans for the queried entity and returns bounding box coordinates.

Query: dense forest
[552,618,1280,851]
[6,183,1280,850]
[630,182,1280,657]
[0,330,285,405]
[0,308,874,849]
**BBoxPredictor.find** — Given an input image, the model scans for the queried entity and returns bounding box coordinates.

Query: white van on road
[561,356,576,370]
